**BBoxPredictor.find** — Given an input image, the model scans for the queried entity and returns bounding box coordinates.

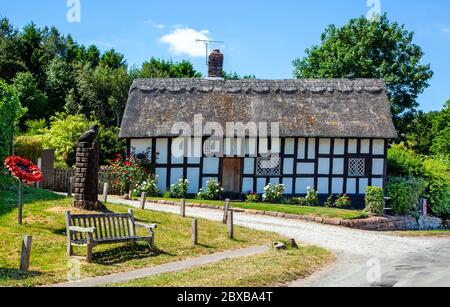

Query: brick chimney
[208,49,224,78]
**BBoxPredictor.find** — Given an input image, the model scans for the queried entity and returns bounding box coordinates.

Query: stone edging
[150,200,448,231]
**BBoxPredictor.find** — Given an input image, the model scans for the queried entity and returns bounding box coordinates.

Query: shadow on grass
[92,244,162,265]
[0,268,43,281]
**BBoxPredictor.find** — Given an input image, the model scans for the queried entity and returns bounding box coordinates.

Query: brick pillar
[73,142,101,210]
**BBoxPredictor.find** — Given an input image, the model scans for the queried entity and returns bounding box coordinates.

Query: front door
[222,158,243,194]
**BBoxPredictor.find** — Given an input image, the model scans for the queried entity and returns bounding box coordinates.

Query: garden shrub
[134,175,159,197]
[365,186,385,216]
[0,80,26,168]
[324,195,335,208]
[245,193,260,203]
[13,135,44,163]
[335,195,351,208]
[388,144,450,218]
[197,180,224,200]
[288,197,309,206]
[386,177,426,215]
[262,184,285,203]
[110,155,147,194]
[305,187,319,206]
[171,179,189,198]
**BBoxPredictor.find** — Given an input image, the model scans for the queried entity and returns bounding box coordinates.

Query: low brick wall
[150,200,448,231]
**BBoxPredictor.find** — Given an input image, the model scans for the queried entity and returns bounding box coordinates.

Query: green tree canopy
[138,58,201,78]
[0,79,26,166]
[293,15,433,135]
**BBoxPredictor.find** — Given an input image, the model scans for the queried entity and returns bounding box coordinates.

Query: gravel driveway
[109,197,450,287]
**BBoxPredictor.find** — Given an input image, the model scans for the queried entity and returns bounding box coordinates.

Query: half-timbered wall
[130,138,387,197]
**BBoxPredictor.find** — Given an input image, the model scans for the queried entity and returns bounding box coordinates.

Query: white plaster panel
[131,139,152,161]
[319,138,331,154]
[170,168,183,186]
[348,139,358,154]
[242,178,254,193]
[359,178,369,194]
[334,139,345,155]
[298,138,306,159]
[373,140,385,155]
[244,158,255,175]
[187,168,200,194]
[318,158,330,175]
[257,178,267,194]
[346,178,357,194]
[156,138,168,164]
[372,178,384,188]
[333,158,344,175]
[203,158,220,175]
[285,138,295,155]
[283,158,294,175]
[297,163,315,175]
[332,178,344,194]
[282,178,293,195]
[317,178,329,194]
[295,178,314,194]
[155,168,167,193]
[308,138,316,159]
[372,159,385,176]
[361,139,370,154]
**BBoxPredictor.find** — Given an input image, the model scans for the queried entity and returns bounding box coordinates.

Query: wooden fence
[42,167,122,195]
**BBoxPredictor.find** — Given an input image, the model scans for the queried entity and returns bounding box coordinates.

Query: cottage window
[256,156,281,177]
[348,158,366,177]
[203,140,220,156]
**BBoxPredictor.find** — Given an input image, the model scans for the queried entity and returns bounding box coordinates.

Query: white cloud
[87,40,115,48]
[441,28,450,33]
[159,28,211,57]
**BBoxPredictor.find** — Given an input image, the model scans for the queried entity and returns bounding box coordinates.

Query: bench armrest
[69,226,96,234]
[135,222,158,230]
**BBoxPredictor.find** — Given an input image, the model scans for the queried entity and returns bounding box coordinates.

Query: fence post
[181,199,186,217]
[67,176,73,197]
[103,182,109,203]
[36,158,42,189]
[140,192,147,210]
[18,180,23,225]
[192,219,198,246]
[20,236,32,272]
[223,199,230,224]
[227,210,234,240]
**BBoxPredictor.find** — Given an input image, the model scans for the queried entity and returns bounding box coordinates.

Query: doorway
[221,158,243,194]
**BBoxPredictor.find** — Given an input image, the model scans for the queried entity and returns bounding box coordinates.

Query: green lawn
[148,197,368,220]
[111,246,333,287]
[391,230,450,238]
[0,187,284,287]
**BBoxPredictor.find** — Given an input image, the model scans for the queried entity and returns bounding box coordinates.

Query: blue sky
[1,0,449,111]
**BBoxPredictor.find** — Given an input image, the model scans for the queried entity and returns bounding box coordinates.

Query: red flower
[4,156,43,183]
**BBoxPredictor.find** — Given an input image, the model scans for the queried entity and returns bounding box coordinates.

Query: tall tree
[293,15,433,136]
[138,58,201,78]
[12,72,48,127]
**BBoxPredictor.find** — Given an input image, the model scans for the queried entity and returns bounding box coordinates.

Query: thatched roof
[119,78,397,139]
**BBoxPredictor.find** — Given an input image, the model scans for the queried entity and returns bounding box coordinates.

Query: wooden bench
[65,209,157,263]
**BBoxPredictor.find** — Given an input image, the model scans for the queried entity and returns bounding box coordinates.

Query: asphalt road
[110,197,450,287]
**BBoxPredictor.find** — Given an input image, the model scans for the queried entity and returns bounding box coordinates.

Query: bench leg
[148,236,156,253]
[86,234,94,263]
[67,244,73,257]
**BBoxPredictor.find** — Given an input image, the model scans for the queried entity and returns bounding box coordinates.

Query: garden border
[150,200,448,231]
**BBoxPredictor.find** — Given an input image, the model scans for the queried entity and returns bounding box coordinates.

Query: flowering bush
[324,195,335,208]
[263,184,285,203]
[110,154,147,194]
[305,187,319,206]
[335,194,352,208]
[245,192,260,203]
[171,179,189,198]
[198,180,224,200]
[134,175,160,197]
[4,156,43,183]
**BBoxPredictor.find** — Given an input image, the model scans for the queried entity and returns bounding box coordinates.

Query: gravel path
[108,197,450,287]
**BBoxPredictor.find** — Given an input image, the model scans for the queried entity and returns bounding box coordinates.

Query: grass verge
[148,197,368,220]
[0,188,283,287]
[111,246,333,287]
